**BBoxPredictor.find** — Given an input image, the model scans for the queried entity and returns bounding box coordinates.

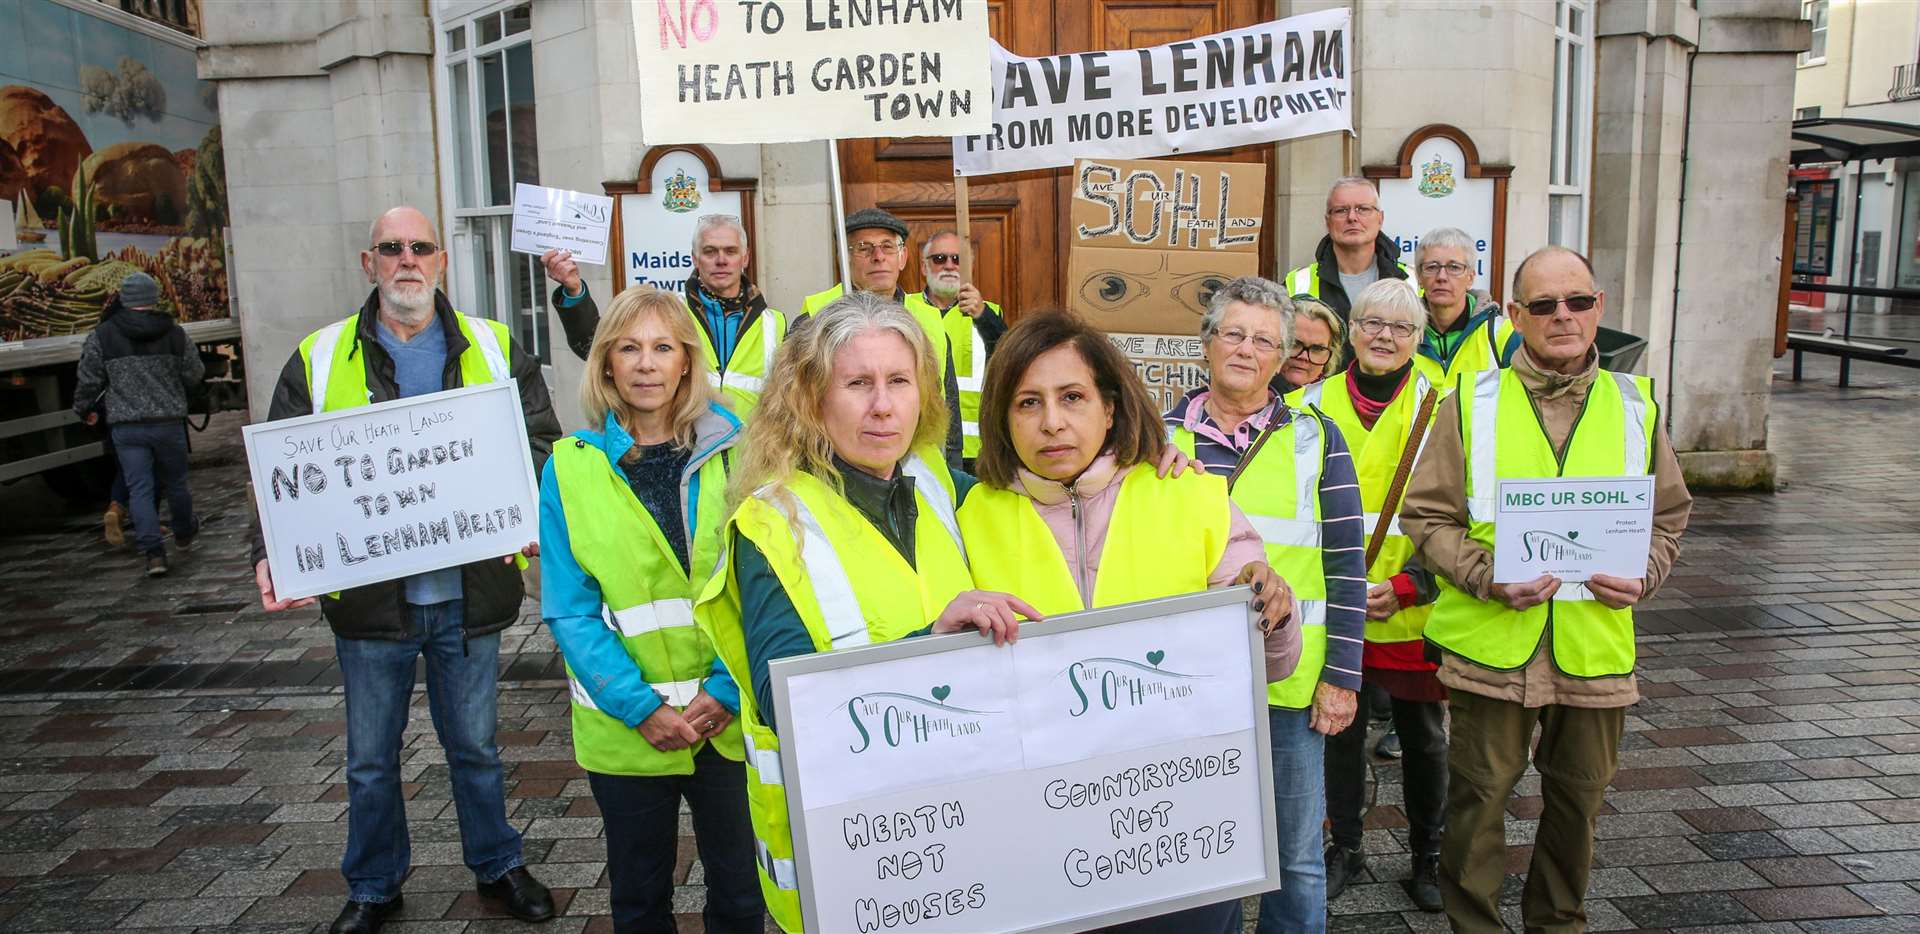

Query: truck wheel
[41,459,116,503]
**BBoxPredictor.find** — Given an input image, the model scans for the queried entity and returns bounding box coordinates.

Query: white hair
[1351,278,1427,329]
[1414,227,1477,268]
[1199,276,1293,350]
[1325,176,1376,209]
[691,214,749,254]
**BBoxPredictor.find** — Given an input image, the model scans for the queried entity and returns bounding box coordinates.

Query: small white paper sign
[243,382,540,601]
[1493,476,1654,584]
[510,183,613,266]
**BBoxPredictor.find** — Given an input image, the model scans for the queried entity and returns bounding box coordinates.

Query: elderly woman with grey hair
[1162,275,1369,934]
[1286,277,1450,912]
[1413,225,1520,382]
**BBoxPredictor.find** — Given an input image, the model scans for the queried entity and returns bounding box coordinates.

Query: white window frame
[1800,0,1828,67]
[431,0,550,365]
[1549,0,1594,252]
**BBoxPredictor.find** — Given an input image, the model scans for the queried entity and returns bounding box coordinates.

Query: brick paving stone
[1745,855,1864,887]
[1735,885,1883,921]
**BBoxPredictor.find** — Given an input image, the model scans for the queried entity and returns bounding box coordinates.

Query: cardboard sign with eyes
[1067,158,1265,408]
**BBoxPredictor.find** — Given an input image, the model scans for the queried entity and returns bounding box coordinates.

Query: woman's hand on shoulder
[1153,443,1206,478]
[1233,562,1294,634]
[932,591,1043,646]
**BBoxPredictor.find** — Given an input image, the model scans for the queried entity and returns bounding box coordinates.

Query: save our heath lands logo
[844,686,998,754]
[1521,529,1600,564]
[662,169,701,213]
[1064,650,1211,717]
[1417,155,1455,198]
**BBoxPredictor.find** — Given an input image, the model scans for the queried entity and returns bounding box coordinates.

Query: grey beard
[379,282,434,324]
[927,279,962,301]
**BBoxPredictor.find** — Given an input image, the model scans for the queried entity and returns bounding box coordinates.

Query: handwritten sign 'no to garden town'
[243,383,540,601]
[770,589,1281,933]
[635,0,992,144]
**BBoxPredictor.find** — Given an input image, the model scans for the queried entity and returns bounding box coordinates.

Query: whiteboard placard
[243,382,539,601]
[770,589,1280,934]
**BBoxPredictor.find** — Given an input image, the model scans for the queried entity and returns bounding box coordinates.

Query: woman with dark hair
[956,309,1303,934]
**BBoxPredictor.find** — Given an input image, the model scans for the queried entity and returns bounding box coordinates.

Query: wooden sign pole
[954,173,973,284]
[826,139,852,286]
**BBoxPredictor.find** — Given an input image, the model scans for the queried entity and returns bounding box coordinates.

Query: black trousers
[588,746,764,934]
[1325,688,1448,854]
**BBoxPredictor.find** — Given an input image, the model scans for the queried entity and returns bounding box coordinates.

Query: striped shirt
[1165,389,1367,692]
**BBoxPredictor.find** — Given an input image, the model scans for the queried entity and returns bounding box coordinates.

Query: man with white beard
[916,229,1005,463]
[249,207,561,934]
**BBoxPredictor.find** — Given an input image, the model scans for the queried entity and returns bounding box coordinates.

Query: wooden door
[838,0,1273,320]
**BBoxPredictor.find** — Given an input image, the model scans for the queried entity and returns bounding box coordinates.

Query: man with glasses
[543,214,793,414]
[250,206,561,934]
[1401,246,1692,934]
[800,207,963,465]
[918,229,1006,463]
[1283,177,1413,326]
[1413,226,1521,382]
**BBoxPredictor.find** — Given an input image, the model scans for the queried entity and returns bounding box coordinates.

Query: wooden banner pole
[826,138,851,287]
[954,172,972,284]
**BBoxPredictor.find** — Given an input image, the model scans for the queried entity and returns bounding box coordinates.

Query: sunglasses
[1520,294,1598,316]
[373,240,441,257]
[926,252,962,265]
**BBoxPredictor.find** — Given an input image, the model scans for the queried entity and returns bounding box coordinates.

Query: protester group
[223,163,1692,934]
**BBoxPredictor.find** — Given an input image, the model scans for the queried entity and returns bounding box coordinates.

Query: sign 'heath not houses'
[635,0,993,144]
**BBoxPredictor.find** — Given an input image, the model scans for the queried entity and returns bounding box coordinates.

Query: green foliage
[185,126,227,243]
[58,164,98,262]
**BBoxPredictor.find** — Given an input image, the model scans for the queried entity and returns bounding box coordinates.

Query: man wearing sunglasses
[918,230,1006,464]
[1401,246,1692,934]
[1283,177,1414,326]
[250,206,561,934]
[799,207,963,466]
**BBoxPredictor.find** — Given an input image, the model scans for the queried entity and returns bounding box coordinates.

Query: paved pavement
[1,348,1917,933]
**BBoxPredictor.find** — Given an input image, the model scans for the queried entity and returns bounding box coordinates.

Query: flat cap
[844,207,908,240]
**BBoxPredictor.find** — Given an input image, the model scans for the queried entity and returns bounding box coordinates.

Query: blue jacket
[539,404,743,727]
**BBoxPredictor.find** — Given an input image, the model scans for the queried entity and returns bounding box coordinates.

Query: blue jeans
[1255,706,1328,934]
[336,600,522,903]
[109,421,195,556]
[589,747,764,933]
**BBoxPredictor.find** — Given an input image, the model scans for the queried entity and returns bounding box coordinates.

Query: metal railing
[1892,63,1920,101]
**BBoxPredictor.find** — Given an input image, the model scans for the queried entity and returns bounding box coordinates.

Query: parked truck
[0,0,239,498]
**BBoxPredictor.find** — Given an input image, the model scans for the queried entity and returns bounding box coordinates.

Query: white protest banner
[634,0,992,144]
[953,8,1351,176]
[510,183,614,266]
[1493,476,1655,585]
[243,382,539,601]
[771,589,1279,933]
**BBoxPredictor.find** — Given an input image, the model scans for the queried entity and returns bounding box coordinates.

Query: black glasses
[926,252,962,265]
[1520,294,1599,316]
[1290,343,1333,363]
[374,240,440,257]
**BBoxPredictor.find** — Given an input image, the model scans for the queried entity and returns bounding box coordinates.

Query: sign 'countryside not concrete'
[954,7,1351,176]
[243,382,541,601]
[770,589,1281,934]
[635,0,992,144]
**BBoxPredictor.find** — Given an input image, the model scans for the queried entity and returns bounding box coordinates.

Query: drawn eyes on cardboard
[1169,274,1229,317]
[1080,270,1150,313]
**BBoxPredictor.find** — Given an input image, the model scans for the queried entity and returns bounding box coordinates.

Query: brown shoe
[104,503,126,547]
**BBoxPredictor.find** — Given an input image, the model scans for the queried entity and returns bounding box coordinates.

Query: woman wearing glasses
[1162,277,1366,934]
[1286,279,1450,912]
[1280,296,1346,390]
[1412,227,1522,381]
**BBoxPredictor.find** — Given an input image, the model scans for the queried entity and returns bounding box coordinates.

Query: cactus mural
[57,163,99,262]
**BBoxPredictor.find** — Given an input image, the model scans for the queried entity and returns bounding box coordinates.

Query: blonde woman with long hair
[694,289,1038,932]
[537,285,763,933]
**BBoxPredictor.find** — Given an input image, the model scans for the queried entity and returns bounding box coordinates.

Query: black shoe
[1406,852,1443,912]
[478,867,554,922]
[329,897,403,934]
[145,554,169,577]
[1324,843,1366,902]
[1374,727,1402,759]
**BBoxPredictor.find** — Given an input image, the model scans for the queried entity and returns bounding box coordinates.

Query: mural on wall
[0,0,228,342]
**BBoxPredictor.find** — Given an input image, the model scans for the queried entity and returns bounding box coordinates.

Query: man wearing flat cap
[801,207,963,465]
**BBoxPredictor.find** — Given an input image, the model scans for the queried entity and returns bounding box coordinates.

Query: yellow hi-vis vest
[955,468,1228,615]
[695,304,787,416]
[1171,407,1330,709]
[1287,369,1445,646]
[693,450,971,932]
[1427,297,1518,385]
[1284,262,1415,302]
[298,311,510,414]
[1424,367,1657,677]
[548,438,743,774]
[939,302,998,459]
[800,283,949,381]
